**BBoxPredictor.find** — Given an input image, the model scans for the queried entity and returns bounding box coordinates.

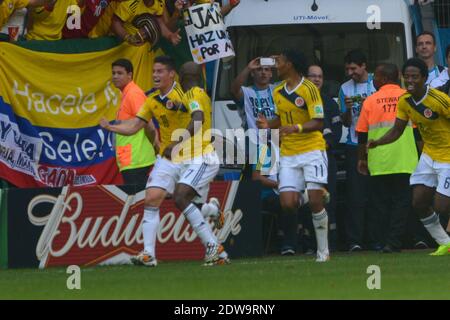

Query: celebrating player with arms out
[368,58,450,256]
[257,50,330,262]
[100,56,225,266]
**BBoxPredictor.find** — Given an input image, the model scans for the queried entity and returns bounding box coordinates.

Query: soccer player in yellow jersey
[100,56,225,266]
[0,0,52,30]
[168,61,228,265]
[257,50,330,262]
[368,58,450,256]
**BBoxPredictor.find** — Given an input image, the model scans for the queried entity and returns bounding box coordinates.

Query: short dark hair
[154,55,176,71]
[112,58,133,73]
[281,49,308,75]
[376,63,399,83]
[402,58,428,79]
[344,49,367,66]
[416,31,436,45]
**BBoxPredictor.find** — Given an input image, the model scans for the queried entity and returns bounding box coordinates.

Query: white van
[212,0,414,134]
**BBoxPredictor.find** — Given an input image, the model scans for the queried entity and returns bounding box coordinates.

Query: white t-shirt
[430,68,449,88]
[426,65,445,85]
[240,84,277,130]
[338,74,376,145]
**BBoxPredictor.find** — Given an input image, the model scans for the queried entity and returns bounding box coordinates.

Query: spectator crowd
[0,0,239,43]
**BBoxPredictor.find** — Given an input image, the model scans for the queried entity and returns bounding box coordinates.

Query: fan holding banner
[183,2,235,64]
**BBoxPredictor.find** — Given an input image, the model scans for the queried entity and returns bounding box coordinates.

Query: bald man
[170,61,230,265]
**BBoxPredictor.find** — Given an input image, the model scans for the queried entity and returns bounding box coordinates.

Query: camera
[260,57,275,66]
[351,95,363,104]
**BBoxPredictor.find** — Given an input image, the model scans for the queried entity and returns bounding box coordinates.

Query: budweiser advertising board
[2,181,263,268]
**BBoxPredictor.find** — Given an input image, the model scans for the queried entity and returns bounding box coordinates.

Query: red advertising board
[3,181,262,268]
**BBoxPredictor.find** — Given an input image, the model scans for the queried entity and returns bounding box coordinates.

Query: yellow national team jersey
[273,78,326,156]
[27,0,77,40]
[0,0,29,28]
[177,86,214,161]
[114,0,164,35]
[136,82,191,156]
[396,87,450,163]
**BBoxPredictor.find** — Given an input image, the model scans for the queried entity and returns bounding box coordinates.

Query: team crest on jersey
[9,2,13,10]
[189,101,200,111]
[295,97,305,107]
[166,100,175,109]
[423,108,433,118]
[314,105,324,116]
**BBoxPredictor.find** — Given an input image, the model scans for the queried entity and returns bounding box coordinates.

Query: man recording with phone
[231,56,291,253]
[231,56,277,132]
[230,56,278,179]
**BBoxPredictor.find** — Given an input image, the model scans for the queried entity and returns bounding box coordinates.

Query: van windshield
[216,23,406,100]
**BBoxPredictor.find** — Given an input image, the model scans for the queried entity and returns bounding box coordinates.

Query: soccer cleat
[211,250,231,266]
[209,197,225,229]
[349,244,362,252]
[429,243,450,256]
[204,243,224,265]
[315,251,330,262]
[280,247,296,256]
[414,241,429,249]
[215,255,231,265]
[130,251,157,267]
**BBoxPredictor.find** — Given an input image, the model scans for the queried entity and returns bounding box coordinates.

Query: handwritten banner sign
[184,3,235,64]
[0,42,155,187]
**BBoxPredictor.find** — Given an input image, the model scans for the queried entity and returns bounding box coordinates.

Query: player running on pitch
[100,56,226,266]
[257,49,330,262]
[368,58,450,256]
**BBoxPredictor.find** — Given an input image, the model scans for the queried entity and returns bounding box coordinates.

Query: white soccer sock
[201,202,219,219]
[143,206,160,257]
[312,209,329,254]
[183,203,217,246]
[421,212,450,246]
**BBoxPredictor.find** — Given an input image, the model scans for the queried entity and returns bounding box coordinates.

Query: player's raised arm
[367,117,408,149]
[99,117,146,136]
[230,57,261,101]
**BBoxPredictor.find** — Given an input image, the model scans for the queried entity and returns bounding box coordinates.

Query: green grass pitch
[0,251,449,299]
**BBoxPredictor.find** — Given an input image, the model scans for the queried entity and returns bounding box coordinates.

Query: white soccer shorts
[145,155,182,194]
[410,153,450,197]
[178,152,220,203]
[278,150,328,193]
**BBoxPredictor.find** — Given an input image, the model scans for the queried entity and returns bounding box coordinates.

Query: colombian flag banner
[0,40,155,187]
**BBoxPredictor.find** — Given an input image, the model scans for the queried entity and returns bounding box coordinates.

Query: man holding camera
[231,57,296,255]
[338,49,377,252]
[231,56,277,133]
